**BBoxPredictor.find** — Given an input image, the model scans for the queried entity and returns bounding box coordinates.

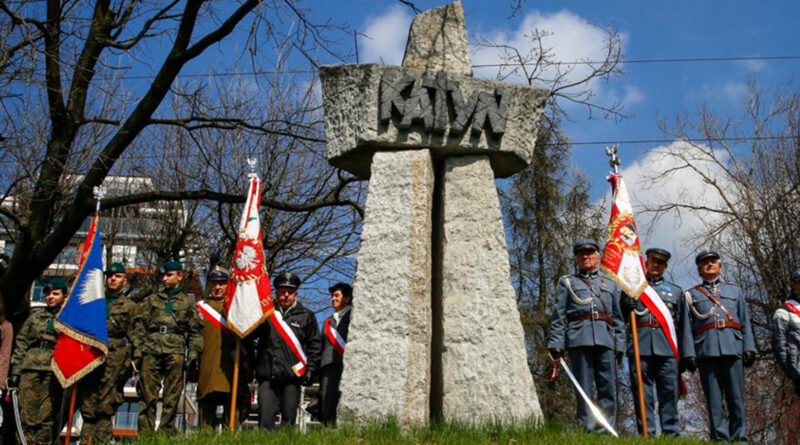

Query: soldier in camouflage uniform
[8,278,68,445]
[78,262,138,444]
[133,261,203,433]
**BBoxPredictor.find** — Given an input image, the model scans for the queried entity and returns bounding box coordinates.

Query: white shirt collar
[333,305,351,323]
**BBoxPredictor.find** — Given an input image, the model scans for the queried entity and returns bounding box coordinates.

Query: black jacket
[320,308,351,368]
[254,301,321,381]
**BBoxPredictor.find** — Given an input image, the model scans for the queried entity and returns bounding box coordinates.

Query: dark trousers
[629,355,679,436]
[698,356,746,442]
[258,379,300,430]
[198,391,249,430]
[568,346,617,433]
[319,363,343,425]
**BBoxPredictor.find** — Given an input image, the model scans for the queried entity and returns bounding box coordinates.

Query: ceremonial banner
[52,213,109,387]
[600,173,679,359]
[224,175,275,337]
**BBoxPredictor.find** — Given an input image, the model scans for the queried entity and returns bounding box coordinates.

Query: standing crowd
[1,262,352,444]
[549,240,800,442]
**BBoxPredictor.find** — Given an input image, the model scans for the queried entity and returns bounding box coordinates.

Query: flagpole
[64,385,77,445]
[229,338,241,432]
[605,145,648,437]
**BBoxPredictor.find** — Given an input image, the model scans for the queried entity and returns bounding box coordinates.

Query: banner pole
[631,311,648,437]
[229,338,241,432]
[64,385,78,445]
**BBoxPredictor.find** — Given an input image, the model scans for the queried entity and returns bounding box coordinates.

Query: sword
[10,388,28,445]
[558,358,619,437]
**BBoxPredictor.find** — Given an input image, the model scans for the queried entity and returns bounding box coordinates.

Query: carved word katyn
[379,70,508,137]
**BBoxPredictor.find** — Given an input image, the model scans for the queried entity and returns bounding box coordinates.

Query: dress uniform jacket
[11,308,64,445]
[772,298,800,383]
[548,270,625,433]
[680,279,755,442]
[79,290,137,443]
[627,278,685,357]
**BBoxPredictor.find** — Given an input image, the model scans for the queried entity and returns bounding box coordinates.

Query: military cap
[273,271,301,289]
[208,268,230,282]
[645,248,671,261]
[791,268,800,283]
[106,262,126,275]
[158,260,184,274]
[572,239,600,255]
[694,250,720,265]
[44,277,68,293]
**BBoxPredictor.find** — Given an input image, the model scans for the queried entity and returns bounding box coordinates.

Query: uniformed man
[78,262,138,443]
[548,240,625,433]
[254,272,321,430]
[318,282,352,425]
[771,268,800,397]
[680,250,756,442]
[197,268,250,430]
[133,261,203,433]
[621,248,686,437]
[8,277,68,445]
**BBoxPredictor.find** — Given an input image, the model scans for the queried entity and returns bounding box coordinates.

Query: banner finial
[605,144,621,174]
[92,186,106,212]
[247,158,257,178]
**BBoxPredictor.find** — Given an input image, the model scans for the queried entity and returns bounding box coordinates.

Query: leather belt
[148,325,176,334]
[568,311,613,325]
[636,319,660,329]
[34,340,56,350]
[693,320,742,334]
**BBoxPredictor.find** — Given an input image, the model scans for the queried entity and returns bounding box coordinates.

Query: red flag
[599,173,679,360]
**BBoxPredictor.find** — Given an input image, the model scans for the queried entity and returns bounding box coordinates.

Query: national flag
[52,213,109,387]
[599,173,679,360]
[224,175,275,337]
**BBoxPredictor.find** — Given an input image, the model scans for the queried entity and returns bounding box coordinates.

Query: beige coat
[197,298,236,399]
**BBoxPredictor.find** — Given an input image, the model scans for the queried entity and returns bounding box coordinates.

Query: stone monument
[320,1,547,426]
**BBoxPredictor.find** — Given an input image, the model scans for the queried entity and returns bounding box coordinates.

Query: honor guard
[317,282,352,425]
[133,261,203,433]
[680,250,756,442]
[254,272,321,430]
[621,248,686,437]
[197,268,251,429]
[78,262,138,443]
[548,240,625,433]
[9,277,68,445]
[771,268,800,397]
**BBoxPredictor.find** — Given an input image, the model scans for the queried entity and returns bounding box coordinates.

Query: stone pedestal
[439,155,542,423]
[338,150,434,427]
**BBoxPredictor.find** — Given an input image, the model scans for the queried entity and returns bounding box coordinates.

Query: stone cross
[320,1,546,426]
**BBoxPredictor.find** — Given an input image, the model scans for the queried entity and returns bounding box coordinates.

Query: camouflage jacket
[105,290,137,369]
[11,308,59,372]
[133,288,203,360]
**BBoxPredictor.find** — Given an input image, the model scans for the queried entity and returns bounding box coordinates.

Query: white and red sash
[784,299,800,320]
[324,317,346,355]
[269,310,307,376]
[197,300,234,339]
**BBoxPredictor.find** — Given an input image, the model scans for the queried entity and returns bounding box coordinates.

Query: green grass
[128,421,710,445]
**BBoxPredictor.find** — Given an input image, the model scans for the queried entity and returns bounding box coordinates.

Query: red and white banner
[324,317,346,355]
[600,173,679,360]
[784,299,800,319]
[269,310,307,376]
[197,300,234,338]
[224,175,275,337]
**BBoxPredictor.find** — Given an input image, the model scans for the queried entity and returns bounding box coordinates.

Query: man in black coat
[318,282,352,425]
[254,272,321,430]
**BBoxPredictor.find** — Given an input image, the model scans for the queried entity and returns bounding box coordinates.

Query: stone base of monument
[338,150,434,427]
[437,155,542,423]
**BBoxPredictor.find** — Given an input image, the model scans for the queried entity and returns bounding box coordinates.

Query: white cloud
[621,84,645,107]
[597,141,731,284]
[736,59,766,73]
[358,6,413,65]
[722,80,747,103]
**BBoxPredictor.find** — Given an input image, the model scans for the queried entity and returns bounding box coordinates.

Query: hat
[645,248,671,261]
[573,239,600,255]
[791,268,800,283]
[44,277,68,293]
[273,272,301,289]
[695,250,720,265]
[208,268,230,282]
[158,260,184,274]
[106,262,126,275]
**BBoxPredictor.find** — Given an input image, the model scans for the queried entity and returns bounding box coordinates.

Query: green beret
[159,260,184,274]
[106,262,126,275]
[44,277,68,293]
